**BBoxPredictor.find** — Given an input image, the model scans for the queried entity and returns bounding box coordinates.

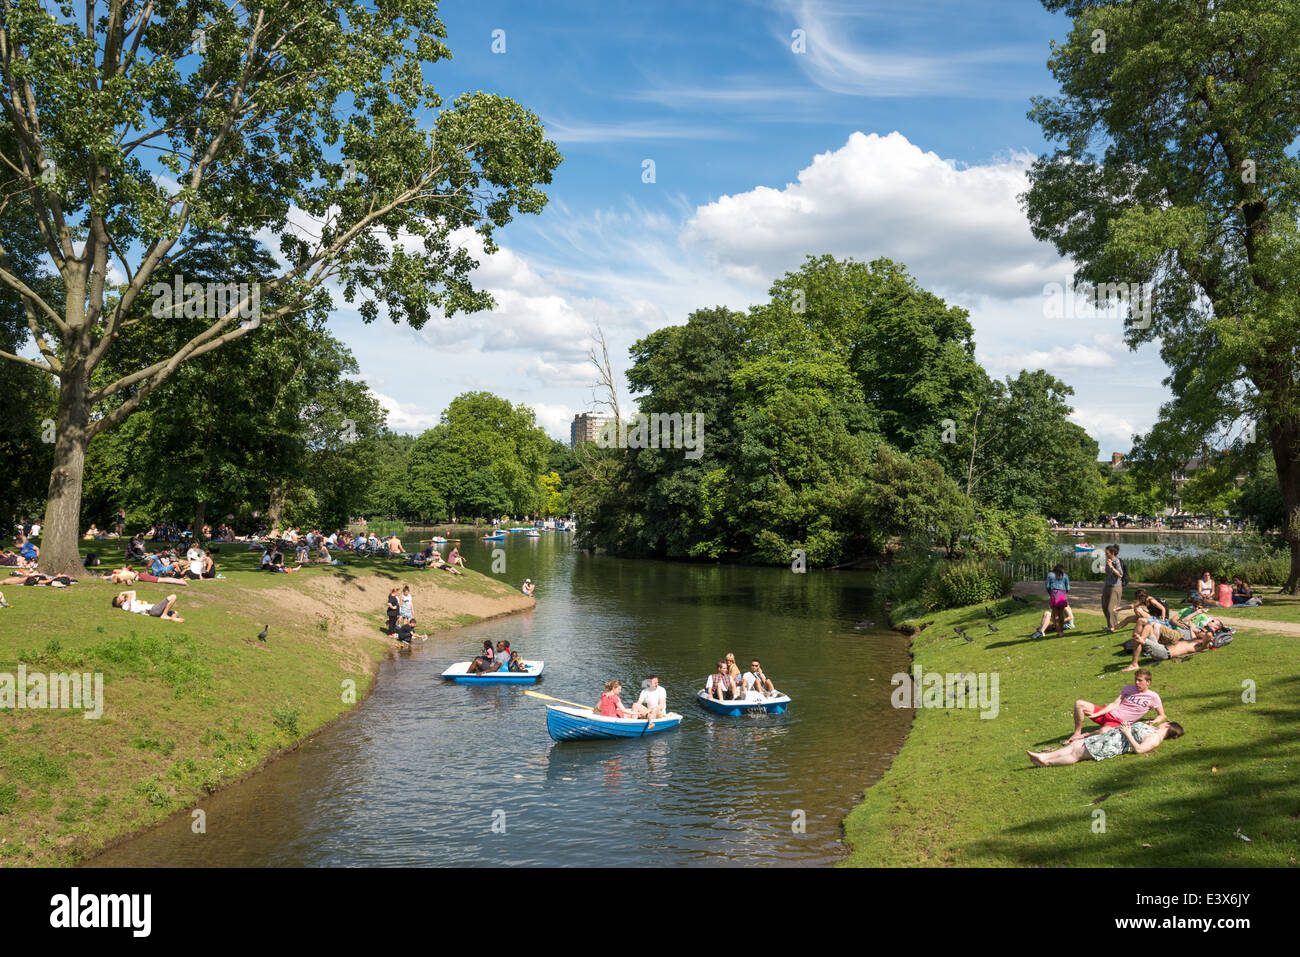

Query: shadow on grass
[968,737,1300,866]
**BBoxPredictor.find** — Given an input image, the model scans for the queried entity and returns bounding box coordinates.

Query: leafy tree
[860,445,973,555]
[1024,0,1300,588]
[0,1,561,572]
[764,256,981,452]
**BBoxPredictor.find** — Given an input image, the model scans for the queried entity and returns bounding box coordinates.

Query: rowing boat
[695,689,791,716]
[545,705,683,741]
[441,660,544,684]
[1074,544,1095,552]
[481,533,506,540]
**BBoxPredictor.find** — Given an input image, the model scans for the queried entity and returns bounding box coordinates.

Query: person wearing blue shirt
[1032,564,1075,638]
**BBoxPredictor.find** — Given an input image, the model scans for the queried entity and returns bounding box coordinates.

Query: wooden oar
[524,690,595,712]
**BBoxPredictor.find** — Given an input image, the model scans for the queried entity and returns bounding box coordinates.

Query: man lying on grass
[1067,669,1168,742]
[1028,720,1185,766]
[111,589,185,622]
[1121,619,1232,670]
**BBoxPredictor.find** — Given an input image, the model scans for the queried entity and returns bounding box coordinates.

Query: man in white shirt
[742,659,776,697]
[635,675,667,722]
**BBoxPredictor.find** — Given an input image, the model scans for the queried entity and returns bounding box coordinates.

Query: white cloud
[682,131,1062,301]
[530,402,578,441]
[369,390,440,434]
[1069,408,1145,453]
[979,344,1117,376]
[779,0,1038,99]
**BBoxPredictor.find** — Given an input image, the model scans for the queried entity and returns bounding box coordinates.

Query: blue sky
[331,0,1170,453]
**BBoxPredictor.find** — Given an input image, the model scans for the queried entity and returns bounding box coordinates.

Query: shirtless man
[1123,619,1226,670]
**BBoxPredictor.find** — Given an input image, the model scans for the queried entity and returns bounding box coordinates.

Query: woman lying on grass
[1028,721,1184,766]
[111,589,185,622]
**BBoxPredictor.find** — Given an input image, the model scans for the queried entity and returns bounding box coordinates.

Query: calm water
[90,530,911,867]
[1055,530,1225,560]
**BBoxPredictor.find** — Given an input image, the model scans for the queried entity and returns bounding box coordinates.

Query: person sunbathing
[104,564,188,586]
[111,589,184,622]
[0,573,76,587]
[1028,721,1184,766]
[1115,589,1172,630]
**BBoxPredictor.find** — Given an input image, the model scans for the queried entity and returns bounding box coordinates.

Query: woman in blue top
[1032,564,1074,638]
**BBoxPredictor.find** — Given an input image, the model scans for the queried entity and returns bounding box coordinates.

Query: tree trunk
[1271,419,1300,594]
[40,372,93,577]
[267,483,287,531]
[192,500,206,543]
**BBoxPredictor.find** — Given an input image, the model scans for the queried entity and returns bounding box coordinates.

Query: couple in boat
[465,639,527,674]
[704,654,777,701]
[597,676,667,729]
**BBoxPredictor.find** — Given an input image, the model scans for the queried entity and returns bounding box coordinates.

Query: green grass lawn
[0,542,526,866]
[842,596,1300,867]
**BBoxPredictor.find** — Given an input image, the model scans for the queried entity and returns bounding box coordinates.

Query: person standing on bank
[1102,544,1128,633]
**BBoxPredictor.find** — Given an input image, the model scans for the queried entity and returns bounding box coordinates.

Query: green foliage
[923,560,1012,611]
[967,507,1053,561]
[271,702,302,738]
[1141,536,1289,590]
[1025,0,1300,589]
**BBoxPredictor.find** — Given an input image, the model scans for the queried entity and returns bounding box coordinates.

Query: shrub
[924,560,1011,610]
[271,701,301,738]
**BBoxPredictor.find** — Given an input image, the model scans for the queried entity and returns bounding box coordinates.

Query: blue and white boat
[695,689,791,716]
[481,533,506,541]
[545,705,683,741]
[441,660,544,684]
[1074,543,1095,552]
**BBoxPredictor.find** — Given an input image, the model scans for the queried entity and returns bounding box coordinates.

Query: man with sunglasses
[742,659,776,697]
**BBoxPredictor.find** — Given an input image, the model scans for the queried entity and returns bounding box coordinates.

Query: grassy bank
[842,596,1299,866]
[0,544,531,866]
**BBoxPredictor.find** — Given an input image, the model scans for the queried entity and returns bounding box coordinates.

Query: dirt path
[1010,581,1300,635]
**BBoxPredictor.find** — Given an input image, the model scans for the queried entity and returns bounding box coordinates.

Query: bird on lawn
[257,625,268,642]
[986,622,999,633]
[1011,595,1030,604]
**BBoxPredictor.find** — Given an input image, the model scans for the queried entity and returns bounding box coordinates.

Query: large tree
[1023,0,1300,588]
[0,1,561,573]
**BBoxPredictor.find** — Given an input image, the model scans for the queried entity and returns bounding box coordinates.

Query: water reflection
[90,532,911,868]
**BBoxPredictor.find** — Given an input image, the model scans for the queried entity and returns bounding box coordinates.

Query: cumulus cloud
[682,131,1063,301]
[369,390,440,434]
[1069,408,1146,453]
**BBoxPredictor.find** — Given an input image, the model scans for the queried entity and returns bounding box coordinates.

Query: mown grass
[0,542,526,866]
[842,596,1300,867]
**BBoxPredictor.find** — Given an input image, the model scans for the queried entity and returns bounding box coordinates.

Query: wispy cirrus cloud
[776,0,1041,99]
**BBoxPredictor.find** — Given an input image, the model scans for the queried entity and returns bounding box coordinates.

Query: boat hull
[441,660,544,684]
[695,689,791,716]
[1074,545,1095,552]
[546,705,682,741]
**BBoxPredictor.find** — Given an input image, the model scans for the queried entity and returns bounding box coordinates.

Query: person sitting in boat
[464,640,496,674]
[598,680,636,718]
[705,661,742,701]
[636,675,667,721]
[742,659,776,697]
[723,652,742,678]
[507,650,529,672]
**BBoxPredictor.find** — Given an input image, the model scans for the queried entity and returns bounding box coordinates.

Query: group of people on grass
[1023,540,1261,768]
[703,652,779,701]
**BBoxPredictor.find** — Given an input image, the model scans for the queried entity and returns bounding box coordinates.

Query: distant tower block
[571,412,612,449]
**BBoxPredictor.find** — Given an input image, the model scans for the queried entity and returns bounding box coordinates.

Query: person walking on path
[1101,544,1127,633]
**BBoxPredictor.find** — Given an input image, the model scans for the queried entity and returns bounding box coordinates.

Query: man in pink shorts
[1067,669,1168,742]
